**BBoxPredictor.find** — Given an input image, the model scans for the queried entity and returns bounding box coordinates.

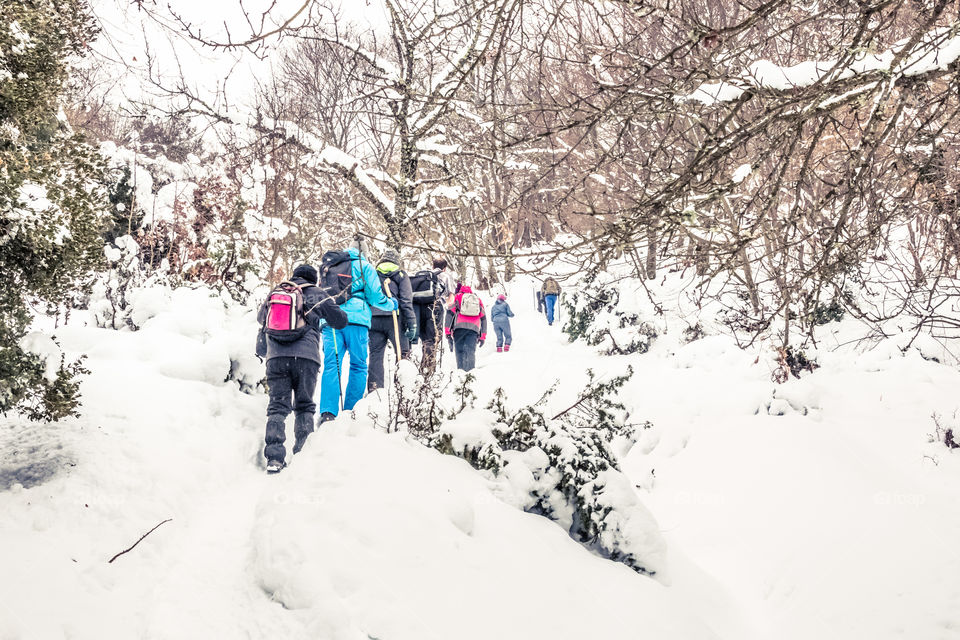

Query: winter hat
[381,247,402,266]
[292,264,318,284]
[497,294,506,301]
[349,237,370,255]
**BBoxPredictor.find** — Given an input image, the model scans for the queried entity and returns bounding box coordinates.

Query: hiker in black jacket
[257,264,348,473]
[411,257,455,376]
[368,248,417,392]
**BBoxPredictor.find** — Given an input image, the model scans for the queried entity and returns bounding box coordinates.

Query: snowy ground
[2,280,959,639]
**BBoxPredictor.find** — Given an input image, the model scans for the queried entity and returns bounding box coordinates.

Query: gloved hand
[478,338,485,348]
[390,298,399,311]
[404,326,417,342]
[446,336,454,350]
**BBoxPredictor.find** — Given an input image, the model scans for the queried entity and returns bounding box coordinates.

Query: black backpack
[409,269,443,305]
[319,251,359,305]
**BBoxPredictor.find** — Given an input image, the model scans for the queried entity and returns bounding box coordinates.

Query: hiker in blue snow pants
[540,277,562,326]
[318,243,397,421]
[320,324,369,414]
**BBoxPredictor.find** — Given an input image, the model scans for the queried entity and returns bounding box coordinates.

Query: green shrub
[0,0,105,420]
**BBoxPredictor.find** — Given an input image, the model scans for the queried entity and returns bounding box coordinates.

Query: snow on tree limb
[316,145,396,218]
[681,23,960,106]
[308,33,403,84]
[254,116,396,219]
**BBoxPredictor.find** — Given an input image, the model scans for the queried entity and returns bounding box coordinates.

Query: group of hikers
[255,237,562,473]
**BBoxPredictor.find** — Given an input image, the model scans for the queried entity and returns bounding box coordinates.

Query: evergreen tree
[0,0,106,420]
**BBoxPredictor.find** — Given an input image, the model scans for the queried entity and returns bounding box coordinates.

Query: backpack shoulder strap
[278,280,303,291]
[350,256,367,297]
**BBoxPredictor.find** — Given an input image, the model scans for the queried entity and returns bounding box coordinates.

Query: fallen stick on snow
[108,518,172,564]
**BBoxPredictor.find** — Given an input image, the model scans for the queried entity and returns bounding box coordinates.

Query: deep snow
[2,278,960,639]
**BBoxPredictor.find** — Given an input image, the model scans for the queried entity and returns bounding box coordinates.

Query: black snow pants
[264,357,319,463]
[368,315,408,391]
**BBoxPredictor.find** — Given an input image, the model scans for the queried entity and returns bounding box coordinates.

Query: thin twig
[108,518,173,564]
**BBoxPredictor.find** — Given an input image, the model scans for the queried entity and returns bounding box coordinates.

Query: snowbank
[252,420,711,640]
[0,283,713,639]
[4,275,960,639]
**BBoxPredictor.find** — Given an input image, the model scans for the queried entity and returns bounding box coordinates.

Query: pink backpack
[265,281,308,342]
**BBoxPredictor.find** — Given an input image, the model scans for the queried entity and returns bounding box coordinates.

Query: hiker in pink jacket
[444,285,487,372]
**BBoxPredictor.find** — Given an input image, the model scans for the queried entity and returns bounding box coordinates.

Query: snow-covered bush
[771,345,820,383]
[0,1,105,421]
[481,368,663,577]
[562,270,658,355]
[90,276,263,391]
[806,296,846,326]
[379,364,664,576]
[93,139,264,304]
[929,412,960,451]
[682,322,706,343]
[89,235,154,329]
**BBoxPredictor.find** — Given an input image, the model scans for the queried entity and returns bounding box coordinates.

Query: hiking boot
[266,459,286,474]
[293,414,313,454]
[317,412,336,428]
[504,344,511,352]
[496,346,503,353]
[292,431,311,454]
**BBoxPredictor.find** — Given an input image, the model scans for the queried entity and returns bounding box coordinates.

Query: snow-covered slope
[2,279,960,639]
[0,286,713,639]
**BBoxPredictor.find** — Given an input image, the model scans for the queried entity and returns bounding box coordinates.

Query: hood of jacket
[332,247,395,328]
[376,260,401,275]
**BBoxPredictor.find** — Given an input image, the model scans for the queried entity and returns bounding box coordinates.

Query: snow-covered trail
[2,282,960,639]
[0,326,292,638]
[0,289,718,640]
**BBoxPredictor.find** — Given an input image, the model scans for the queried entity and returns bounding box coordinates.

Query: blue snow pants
[493,320,512,347]
[319,324,369,416]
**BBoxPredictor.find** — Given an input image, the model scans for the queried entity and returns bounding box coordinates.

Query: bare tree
[277,0,523,246]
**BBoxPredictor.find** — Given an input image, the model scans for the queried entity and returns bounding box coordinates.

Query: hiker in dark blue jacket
[318,239,397,422]
[257,265,348,472]
[490,294,515,352]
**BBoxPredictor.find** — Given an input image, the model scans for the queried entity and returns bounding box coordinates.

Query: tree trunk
[741,247,761,314]
[645,226,657,280]
[390,137,418,246]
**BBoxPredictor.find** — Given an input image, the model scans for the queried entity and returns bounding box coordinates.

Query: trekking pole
[438,300,448,369]
[332,328,343,412]
[384,279,402,363]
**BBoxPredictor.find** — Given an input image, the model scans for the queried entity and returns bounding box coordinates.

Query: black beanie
[292,264,318,284]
